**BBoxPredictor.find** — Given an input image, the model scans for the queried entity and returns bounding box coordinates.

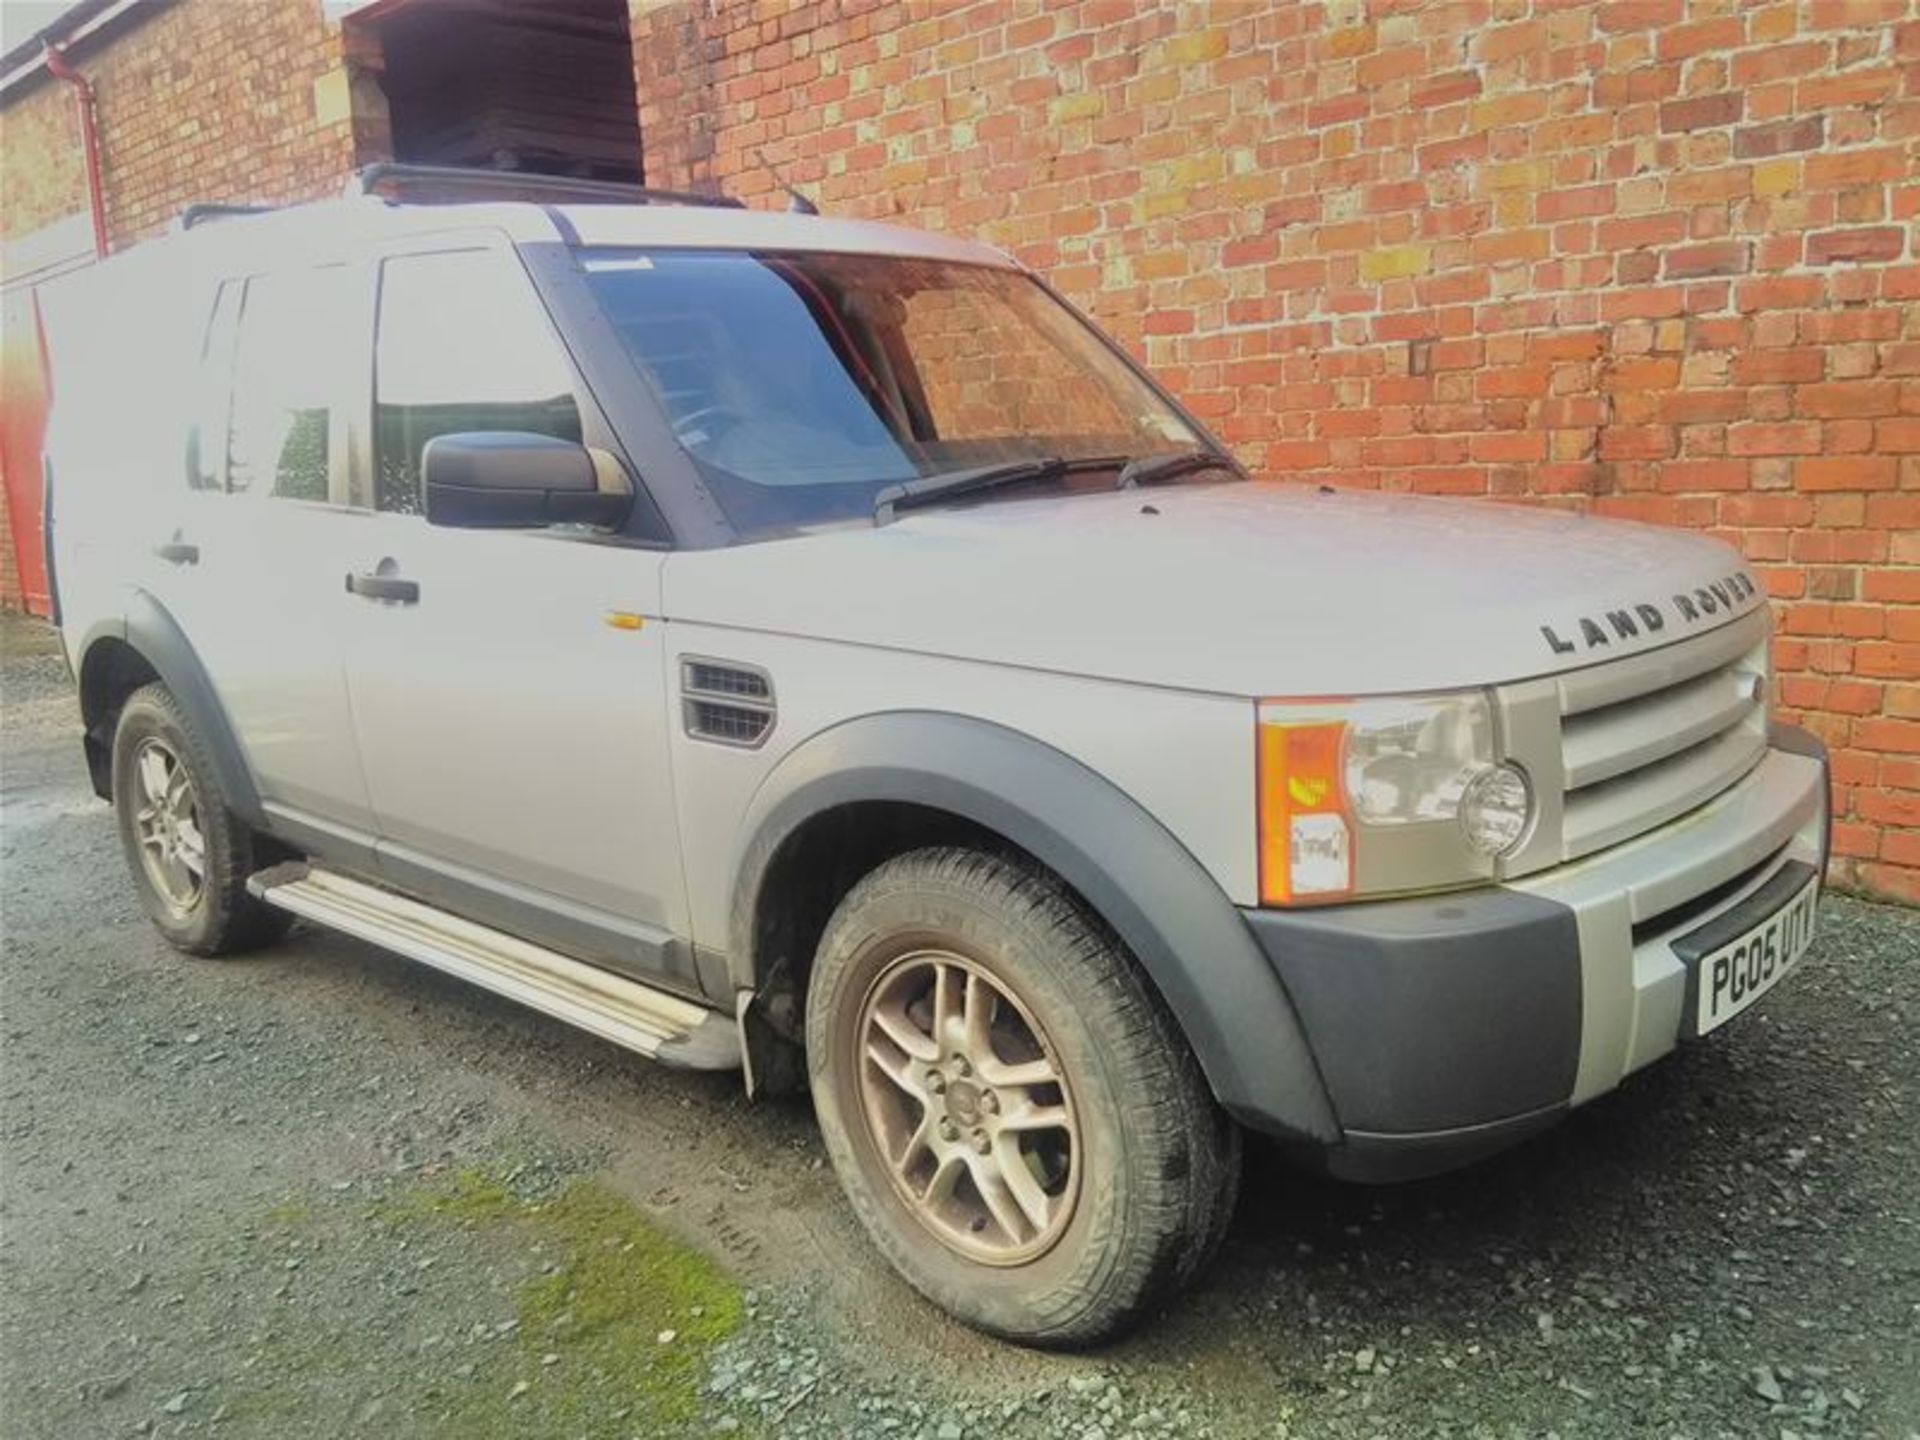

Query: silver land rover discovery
[41,166,1829,1344]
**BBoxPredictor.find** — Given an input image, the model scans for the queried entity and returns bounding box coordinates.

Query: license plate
[1688,874,1819,1035]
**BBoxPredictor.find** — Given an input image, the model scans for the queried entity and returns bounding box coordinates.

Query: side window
[187,282,242,491]
[227,266,354,502]
[374,248,583,515]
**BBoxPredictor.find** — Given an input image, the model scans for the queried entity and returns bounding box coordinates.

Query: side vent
[681,657,775,748]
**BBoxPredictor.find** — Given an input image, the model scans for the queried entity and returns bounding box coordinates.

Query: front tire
[806,847,1240,1346]
[111,683,291,956]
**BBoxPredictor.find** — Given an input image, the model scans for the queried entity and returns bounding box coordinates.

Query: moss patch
[376,1167,520,1227]
[406,1172,742,1437]
[262,1197,315,1227]
[247,1168,744,1438]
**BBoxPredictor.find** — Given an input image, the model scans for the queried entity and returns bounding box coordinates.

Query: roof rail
[176,201,277,232]
[345,163,745,210]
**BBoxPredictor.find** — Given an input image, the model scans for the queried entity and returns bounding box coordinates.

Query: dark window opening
[368,0,643,184]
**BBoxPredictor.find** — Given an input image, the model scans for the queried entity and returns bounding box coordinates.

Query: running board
[248,865,740,1071]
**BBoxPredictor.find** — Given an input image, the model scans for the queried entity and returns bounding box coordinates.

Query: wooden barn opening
[360,0,643,183]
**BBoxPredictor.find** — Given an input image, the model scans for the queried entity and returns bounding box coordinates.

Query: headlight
[1256,691,1533,905]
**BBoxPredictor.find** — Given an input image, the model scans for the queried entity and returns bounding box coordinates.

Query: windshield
[580,250,1205,536]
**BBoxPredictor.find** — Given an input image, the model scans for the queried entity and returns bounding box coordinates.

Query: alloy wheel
[130,737,207,916]
[856,949,1080,1265]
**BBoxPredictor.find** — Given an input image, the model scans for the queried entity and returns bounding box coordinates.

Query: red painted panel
[1,288,52,616]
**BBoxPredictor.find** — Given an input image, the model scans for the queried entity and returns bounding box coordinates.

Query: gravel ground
[2,610,1916,1439]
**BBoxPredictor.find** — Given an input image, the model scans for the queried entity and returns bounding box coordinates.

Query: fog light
[1460,763,1531,856]
[1288,812,1352,897]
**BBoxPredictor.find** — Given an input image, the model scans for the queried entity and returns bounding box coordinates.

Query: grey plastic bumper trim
[1243,888,1580,1134]
[1311,1103,1569,1184]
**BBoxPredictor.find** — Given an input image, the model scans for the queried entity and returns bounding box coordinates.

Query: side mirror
[422,432,633,530]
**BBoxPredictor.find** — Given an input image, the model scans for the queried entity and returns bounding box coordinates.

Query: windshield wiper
[1114,448,1245,489]
[872,457,1072,525]
[871,449,1233,524]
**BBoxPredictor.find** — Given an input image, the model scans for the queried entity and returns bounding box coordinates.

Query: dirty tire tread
[111,682,291,958]
[807,846,1240,1347]
[1172,1069,1243,1290]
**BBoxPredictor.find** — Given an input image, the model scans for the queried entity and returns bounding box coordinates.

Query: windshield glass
[580,250,1204,536]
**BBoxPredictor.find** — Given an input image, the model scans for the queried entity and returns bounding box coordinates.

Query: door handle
[153,540,199,566]
[345,571,420,604]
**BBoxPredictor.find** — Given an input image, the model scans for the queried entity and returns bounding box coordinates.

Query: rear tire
[110,683,292,957]
[806,847,1240,1347]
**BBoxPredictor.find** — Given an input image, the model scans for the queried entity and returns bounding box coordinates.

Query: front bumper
[1241,725,1830,1182]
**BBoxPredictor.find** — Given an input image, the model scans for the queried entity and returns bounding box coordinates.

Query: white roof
[147,194,1018,273]
[554,203,1017,267]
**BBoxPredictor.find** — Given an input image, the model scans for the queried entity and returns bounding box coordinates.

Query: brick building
[1,0,1915,901]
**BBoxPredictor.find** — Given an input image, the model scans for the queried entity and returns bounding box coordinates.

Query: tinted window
[581,250,1201,538]
[227,267,353,502]
[374,248,583,515]
[899,278,1143,444]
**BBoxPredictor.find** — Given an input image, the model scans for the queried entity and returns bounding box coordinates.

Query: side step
[248,865,740,1071]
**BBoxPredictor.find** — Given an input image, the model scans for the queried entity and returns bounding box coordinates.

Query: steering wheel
[673,403,746,443]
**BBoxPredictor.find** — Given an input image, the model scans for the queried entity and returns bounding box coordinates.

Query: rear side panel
[39,238,219,669]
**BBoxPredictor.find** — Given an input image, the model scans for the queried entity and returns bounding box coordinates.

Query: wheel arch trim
[76,590,265,826]
[726,710,1340,1143]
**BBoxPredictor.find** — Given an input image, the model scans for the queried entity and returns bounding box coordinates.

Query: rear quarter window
[227,266,357,503]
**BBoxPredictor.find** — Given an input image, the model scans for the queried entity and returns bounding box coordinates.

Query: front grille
[1552,608,1771,860]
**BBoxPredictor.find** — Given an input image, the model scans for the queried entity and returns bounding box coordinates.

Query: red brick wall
[0,2,369,253]
[0,76,88,243]
[633,0,1920,903]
